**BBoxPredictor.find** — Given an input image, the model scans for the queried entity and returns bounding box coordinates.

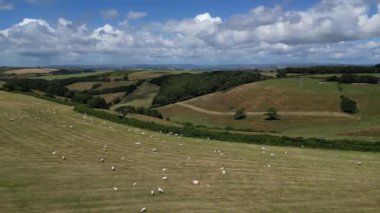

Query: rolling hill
[1,91,379,212]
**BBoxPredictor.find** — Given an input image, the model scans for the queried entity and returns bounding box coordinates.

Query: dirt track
[176,102,358,119]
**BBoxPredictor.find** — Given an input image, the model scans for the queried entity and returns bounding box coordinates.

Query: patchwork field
[112,82,160,109]
[4,68,57,75]
[97,92,126,103]
[0,91,379,212]
[158,79,380,139]
[34,70,112,80]
[128,70,198,80]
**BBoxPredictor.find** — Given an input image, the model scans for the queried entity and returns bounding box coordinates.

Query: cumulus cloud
[0,0,13,10]
[100,9,119,20]
[127,11,148,20]
[1,0,380,65]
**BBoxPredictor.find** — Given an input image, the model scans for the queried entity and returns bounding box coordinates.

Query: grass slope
[1,91,380,212]
[158,79,380,139]
[112,82,160,109]
[33,70,112,80]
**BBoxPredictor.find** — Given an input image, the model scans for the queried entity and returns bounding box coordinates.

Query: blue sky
[0,0,379,66]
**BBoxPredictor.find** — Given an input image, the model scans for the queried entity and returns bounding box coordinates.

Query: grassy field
[0,91,379,212]
[33,70,112,80]
[128,70,198,80]
[112,82,160,109]
[4,68,57,75]
[158,79,380,139]
[66,81,136,91]
[98,92,126,103]
[310,73,380,78]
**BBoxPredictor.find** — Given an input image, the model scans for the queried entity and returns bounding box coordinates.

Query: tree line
[284,65,380,74]
[151,71,265,107]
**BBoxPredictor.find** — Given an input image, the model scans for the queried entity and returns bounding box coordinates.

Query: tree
[115,105,135,118]
[264,108,280,120]
[234,108,247,120]
[87,97,108,109]
[340,95,357,113]
[276,70,287,78]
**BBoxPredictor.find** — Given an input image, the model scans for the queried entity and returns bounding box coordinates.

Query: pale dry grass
[0,91,379,212]
[4,68,57,75]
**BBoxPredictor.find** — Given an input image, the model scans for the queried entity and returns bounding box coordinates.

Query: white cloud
[127,11,148,20]
[0,0,13,10]
[100,9,119,20]
[1,0,380,65]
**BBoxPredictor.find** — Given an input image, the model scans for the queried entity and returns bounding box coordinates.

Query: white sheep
[268,164,271,168]
[162,168,167,172]
[357,161,362,165]
[192,180,199,185]
[284,151,288,154]
[140,207,147,212]
[270,153,275,156]
[162,176,168,181]
[52,151,57,155]
[220,167,224,170]
[150,190,155,196]
[187,156,191,160]
[61,156,65,160]
[121,157,125,161]
[133,182,138,186]
[111,166,116,171]
[100,158,104,163]
[152,148,157,152]
[113,187,118,191]
[158,187,164,194]
[222,170,226,174]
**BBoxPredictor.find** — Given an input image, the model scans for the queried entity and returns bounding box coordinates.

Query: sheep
[158,187,164,194]
[111,166,116,171]
[133,182,138,186]
[187,156,191,160]
[121,157,125,161]
[267,164,271,168]
[270,153,275,156]
[162,168,167,172]
[52,151,57,155]
[192,180,199,185]
[357,161,362,165]
[220,167,224,170]
[162,176,168,181]
[206,184,210,187]
[150,190,155,196]
[284,151,288,154]
[100,158,104,163]
[222,170,226,174]
[61,156,65,160]
[152,148,157,152]
[140,207,147,212]
[113,187,118,191]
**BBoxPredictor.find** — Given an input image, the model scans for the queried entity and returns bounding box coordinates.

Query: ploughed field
[0,91,379,212]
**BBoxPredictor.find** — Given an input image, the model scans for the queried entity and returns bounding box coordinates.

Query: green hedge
[74,105,380,152]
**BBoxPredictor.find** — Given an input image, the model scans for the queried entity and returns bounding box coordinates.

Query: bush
[87,97,108,109]
[340,95,357,113]
[264,108,280,120]
[234,108,247,120]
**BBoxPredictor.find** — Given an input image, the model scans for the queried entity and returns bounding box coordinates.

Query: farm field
[0,91,379,212]
[3,68,57,75]
[33,70,112,80]
[112,82,160,109]
[310,73,380,78]
[66,81,136,91]
[128,70,198,80]
[158,79,380,139]
[97,92,126,103]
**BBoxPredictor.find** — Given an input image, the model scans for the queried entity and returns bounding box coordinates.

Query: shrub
[340,95,357,113]
[87,97,108,109]
[234,108,247,120]
[264,108,280,120]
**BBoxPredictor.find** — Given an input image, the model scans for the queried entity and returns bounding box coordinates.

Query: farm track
[176,102,358,119]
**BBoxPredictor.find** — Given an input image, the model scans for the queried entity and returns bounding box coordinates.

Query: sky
[0,0,380,66]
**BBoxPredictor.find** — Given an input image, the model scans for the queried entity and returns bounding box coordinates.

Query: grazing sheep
[52,151,57,155]
[10,118,14,121]
[111,166,116,171]
[133,182,138,186]
[100,158,104,163]
[268,164,271,168]
[150,190,155,196]
[61,156,65,160]
[270,153,275,156]
[69,125,73,128]
[220,167,224,170]
[222,170,226,174]
[135,142,141,146]
[192,180,199,185]
[284,151,288,154]
[140,207,147,212]
[162,176,168,181]
[158,187,164,194]
[113,187,118,191]
[357,161,362,165]
[162,168,167,172]
[187,156,191,160]
[104,148,108,152]
[152,148,157,152]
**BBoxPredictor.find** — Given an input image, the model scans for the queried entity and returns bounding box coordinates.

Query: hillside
[1,91,379,212]
[158,78,380,139]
